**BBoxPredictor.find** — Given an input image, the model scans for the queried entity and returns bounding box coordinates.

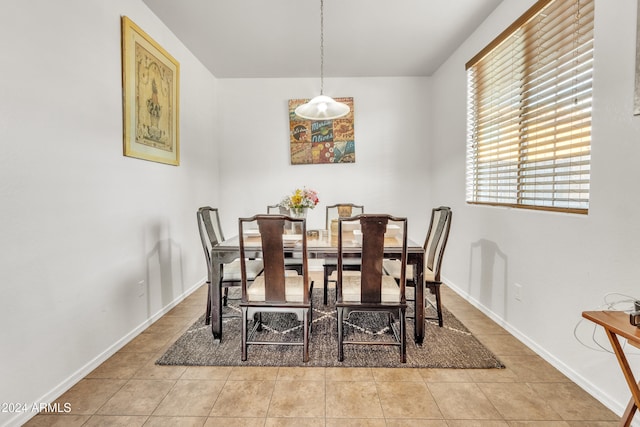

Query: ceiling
[142,0,503,79]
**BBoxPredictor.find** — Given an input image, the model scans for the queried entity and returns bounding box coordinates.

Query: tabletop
[582,311,640,344]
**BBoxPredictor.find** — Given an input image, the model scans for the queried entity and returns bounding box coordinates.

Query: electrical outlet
[514,283,522,301]
[137,280,145,297]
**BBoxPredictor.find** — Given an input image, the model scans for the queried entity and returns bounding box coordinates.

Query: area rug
[157,288,504,369]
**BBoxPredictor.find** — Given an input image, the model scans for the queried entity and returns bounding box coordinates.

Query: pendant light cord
[320,0,324,95]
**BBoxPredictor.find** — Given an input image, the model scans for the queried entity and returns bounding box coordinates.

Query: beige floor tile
[478,383,561,421]
[203,418,266,427]
[87,352,156,379]
[210,380,275,417]
[325,419,387,427]
[385,420,449,427]
[371,367,423,382]
[498,355,571,383]
[466,367,518,383]
[164,303,204,318]
[22,414,91,426]
[428,382,502,420]
[53,378,126,414]
[446,422,509,427]
[265,418,325,426]
[153,379,225,417]
[564,422,619,426]
[528,382,618,421]
[181,366,234,380]
[376,381,442,419]
[267,380,325,418]
[475,335,537,357]
[97,379,175,415]
[228,366,279,381]
[325,366,374,381]
[276,366,325,381]
[143,416,207,426]
[507,422,570,426]
[146,316,193,335]
[84,415,149,426]
[134,359,187,380]
[325,381,384,418]
[463,317,510,335]
[121,332,174,353]
[419,368,473,382]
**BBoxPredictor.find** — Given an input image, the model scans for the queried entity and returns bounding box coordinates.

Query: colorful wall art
[288,97,355,164]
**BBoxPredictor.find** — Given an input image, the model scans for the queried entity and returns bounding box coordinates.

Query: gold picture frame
[121,16,180,165]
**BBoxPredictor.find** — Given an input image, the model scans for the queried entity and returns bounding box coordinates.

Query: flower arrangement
[279,187,320,210]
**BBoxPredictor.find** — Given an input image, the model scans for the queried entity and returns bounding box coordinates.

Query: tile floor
[24,273,620,426]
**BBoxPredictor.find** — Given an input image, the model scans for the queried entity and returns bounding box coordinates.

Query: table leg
[604,329,640,426]
[210,252,223,342]
[414,254,424,344]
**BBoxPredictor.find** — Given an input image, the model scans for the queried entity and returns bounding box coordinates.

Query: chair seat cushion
[323,257,362,266]
[382,259,434,282]
[340,274,401,303]
[246,275,308,302]
[328,270,361,281]
[222,259,263,281]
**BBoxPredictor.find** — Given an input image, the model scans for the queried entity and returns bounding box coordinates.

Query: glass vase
[290,207,308,218]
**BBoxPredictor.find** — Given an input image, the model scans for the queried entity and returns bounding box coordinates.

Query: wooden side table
[582,310,640,426]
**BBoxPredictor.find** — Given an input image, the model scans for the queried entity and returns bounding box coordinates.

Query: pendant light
[295,0,350,121]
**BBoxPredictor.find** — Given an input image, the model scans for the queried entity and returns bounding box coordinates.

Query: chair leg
[400,308,406,363]
[205,281,211,325]
[323,265,333,305]
[254,312,263,331]
[303,309,310,362]
[337,307,344,361]
[241,308,248,361]
[223,287,229,307]
[309,282,314,334]
[433,284,443,327]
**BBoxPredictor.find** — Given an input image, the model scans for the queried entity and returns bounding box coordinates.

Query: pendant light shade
[294,95,350,120]
[295,0,350,121]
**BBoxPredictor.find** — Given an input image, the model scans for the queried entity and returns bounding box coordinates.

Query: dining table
[208,229,426,344]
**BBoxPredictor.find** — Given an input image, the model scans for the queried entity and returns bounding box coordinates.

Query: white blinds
[466,0,594,214]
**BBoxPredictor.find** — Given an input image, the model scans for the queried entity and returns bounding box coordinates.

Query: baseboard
[442,274,626,420]
[5,278,206,427]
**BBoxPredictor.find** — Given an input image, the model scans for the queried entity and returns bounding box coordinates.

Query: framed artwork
[288,97,355,164]
[121,16,180,165]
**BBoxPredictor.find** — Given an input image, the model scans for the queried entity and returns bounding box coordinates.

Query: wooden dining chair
[336,214,408,363]
[267,204,304,275]
[383,206,452,327]
[197,207,263,325]
[267,204,290,215]
[323,203,364,304]
[238,214,314,362]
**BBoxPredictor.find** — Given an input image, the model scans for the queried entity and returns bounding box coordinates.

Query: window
[466,0,594,214]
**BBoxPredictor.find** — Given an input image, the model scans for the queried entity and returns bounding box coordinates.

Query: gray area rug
[157,288,504,369]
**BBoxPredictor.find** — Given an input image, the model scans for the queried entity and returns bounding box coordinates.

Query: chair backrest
[424,206,452,282]
[338,214,407,304]
[239,215,310,304]
[326,203,364,230]
[267,204,290,215]
[197,207,226,277]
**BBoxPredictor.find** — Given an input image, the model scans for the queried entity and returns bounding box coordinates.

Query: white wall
[0,1,218,426]
[430,0,640,416]
[216,77,432,241]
